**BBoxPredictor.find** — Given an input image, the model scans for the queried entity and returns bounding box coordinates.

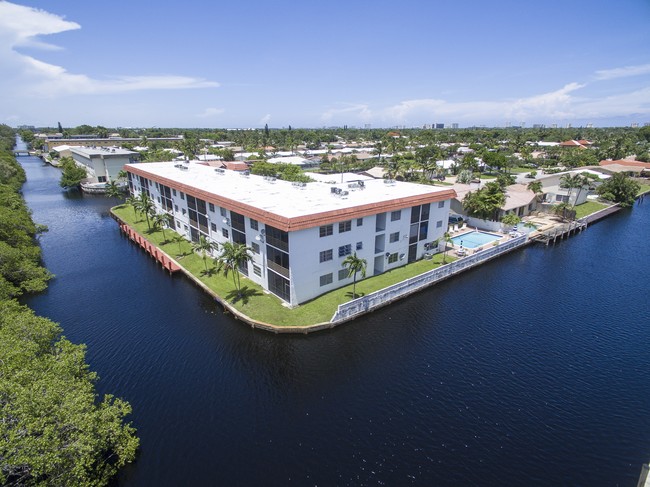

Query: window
[251,242,260,254]
[182,208,187,215]
[184,225,188,231]
[389,232,400,243]
[157,196,161,203]
[209,203,215,212]
[250,219,259,231]
[253,264,262,277]
[172,189,177,196]
[320,224,333,237]
[388,252,398,264]
[338,244,352,257]
[98,176,106,183]
[391,210,401,221]
[320,273,333,286]
[339,220,352,233]
[357,218,363,227]
[319,249,333,263]
[180,192,185,200]
[338,269,349,281]
[438,201,445,208]
[356,241,363,250]
[220,207,227,217]
[222,228,229,239]
[210,222,217,232]
[174,204,179,212]
[436,220,443,228]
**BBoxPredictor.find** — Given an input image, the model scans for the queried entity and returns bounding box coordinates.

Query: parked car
[448,214,465,225]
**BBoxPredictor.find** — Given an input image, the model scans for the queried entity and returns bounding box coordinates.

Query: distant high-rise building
[451,123,459,129]
[435,123,444,129]
[551,124,558,129]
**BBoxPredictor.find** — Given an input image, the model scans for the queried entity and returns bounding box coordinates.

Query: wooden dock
[533,220,587,246]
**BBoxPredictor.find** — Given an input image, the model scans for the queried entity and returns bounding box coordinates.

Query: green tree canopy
[462,181,506,221]
[596,172,641,207]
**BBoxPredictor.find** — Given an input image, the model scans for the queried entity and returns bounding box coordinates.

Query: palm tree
[172,234,185,257]
[152,213,172,241]
[136,193,154,230]
[126,194,139,219]
[442,232,454,263]
[214,242,253,297]
[342,252,367,299]
[192,235,218,273]
[526,180,544,202]
[105,180,123,199]
[571,173,593,208]
[560,173,581,205]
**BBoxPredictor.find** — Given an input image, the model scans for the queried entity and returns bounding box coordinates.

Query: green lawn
[573,200,609,219]
[112,204,456,327]
[637,184,650,196]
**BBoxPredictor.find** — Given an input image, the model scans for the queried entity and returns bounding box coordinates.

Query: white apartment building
[70,146,139,183]
[126,161,456,306]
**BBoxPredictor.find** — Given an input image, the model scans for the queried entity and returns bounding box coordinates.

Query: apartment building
[126,161,456,306]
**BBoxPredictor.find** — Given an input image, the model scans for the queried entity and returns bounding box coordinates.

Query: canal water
[18,149,650,486]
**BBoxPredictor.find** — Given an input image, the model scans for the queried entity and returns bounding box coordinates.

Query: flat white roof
[128,161,454,220]
[71,146,138,157]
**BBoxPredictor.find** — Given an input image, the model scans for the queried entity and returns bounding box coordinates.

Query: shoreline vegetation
[1,127,138,486]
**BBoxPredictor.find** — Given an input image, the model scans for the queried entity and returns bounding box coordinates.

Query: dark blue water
[18,150,650,486]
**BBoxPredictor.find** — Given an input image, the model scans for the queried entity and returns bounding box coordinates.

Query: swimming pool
[450,231,501,249]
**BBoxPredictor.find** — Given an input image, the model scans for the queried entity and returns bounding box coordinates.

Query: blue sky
[1,0,649,128]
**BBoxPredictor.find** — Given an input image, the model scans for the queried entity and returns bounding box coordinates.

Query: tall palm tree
[560,173,581,205]
[192,235,218,273]
[571,173,593,208]
[442,232,454,263]
[136,193,154,230]
[342,252,367,299]
[152,213,172,241]
[214,242,253,297]
[126,194,139,219]
[172,234,185,257]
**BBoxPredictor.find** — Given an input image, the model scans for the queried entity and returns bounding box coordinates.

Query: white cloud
[197,107,225,118]
[260,114,271,125]
[321,103,373,122]
[322,81,650,126]
[594,63,650,80]
[0,1,219,97]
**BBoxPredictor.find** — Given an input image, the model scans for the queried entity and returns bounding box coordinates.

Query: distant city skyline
[1,0,649,129]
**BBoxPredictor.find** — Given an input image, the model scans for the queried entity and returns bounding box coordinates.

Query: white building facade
[126,162,456,306]
[71,147,139,183]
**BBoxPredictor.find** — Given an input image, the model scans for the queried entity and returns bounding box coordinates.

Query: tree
[552,202,573,221]
[126,194,139,219]
[105,180,124,199]
[501,213,521,229]
[527,180,543,199]
[172,234,185,256]
[442,232,454,263]
[58,157,87,189]
[152,212,172,242]
[342,252,367,299]
[0,301,139,486]
[596,172,641,207]
[214,241,253,297]
[462,181,506,221]
[192,235,218,273]
[135,192,154,230]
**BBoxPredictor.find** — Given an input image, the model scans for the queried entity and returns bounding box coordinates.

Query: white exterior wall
[132,172,452,306]
[72,153,134,183]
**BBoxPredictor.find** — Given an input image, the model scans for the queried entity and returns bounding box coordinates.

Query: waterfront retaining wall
[330,234,529,324]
